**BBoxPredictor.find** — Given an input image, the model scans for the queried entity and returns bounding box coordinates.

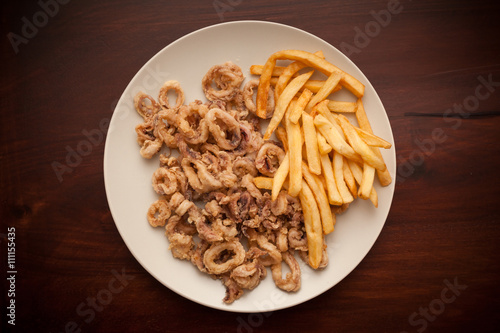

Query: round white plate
[104,20,396,313]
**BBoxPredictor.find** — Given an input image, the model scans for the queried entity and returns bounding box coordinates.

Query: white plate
[104,20,396,313]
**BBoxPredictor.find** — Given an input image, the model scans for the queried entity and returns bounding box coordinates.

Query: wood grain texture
[1,0,500,332]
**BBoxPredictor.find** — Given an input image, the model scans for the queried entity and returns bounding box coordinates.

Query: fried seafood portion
[134,62,322,304]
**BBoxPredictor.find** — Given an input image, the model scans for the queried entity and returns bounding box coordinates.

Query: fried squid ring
[158,80,185,110]
[135,121,156,146]
[134,92,159,120]
[202,62,244,101]
[152,167,179,195]
[255,142,286,177]
[242,79,275,119]
[205,108,242,150]
[154,112,178,149]
[181,157,223,193]
[147,199,171,227]
[203,240,246,275]
[165,216,195,261]
[140,138,162,159]
[288,227,308,251]
[176,104,210,145]
[230,259,267,290]
[232,156,258,178]
[271,251,301,292]
[246,228,282,266]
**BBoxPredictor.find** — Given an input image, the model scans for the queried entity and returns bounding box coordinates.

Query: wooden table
[2,0,499,332]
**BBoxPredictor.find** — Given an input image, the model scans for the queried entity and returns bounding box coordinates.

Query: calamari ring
[135,121,155,146]
[154,113,178,149]
[255,142,285,177]
[203,240,246,275]
[176,104,209,145]
[288,227,308,252]
[232,156,258,178]
[147,199,171,227]
[158,80,185,110]
[246,228,282,266]
[242,79,275,119]
[152,167,179,195]
[205,108,242,150]
[140,138,162,159]
[271,251,301,292]
[202,62,244,101]
[230,259,267,290]
[134,92,160,120]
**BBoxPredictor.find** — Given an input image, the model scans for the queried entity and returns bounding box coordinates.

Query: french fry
[354,127,392,149]
[305,71,342,112]
[272,152,290,201]
[342,157,357,198]
[333,151,353,204]
[289,88,313,124]
[269,49,365,98]
[355,99,392,186]
[301,112,321,175]
[264,70,314,140]
[250,65,288,76]
[317,132,332,155]
[337,114,386,171]
[275,126,288,151]
[256,55,277,118]
[274,50,325,100]
[253,176,274,190]
[359,164,376,202]
[314,101,346,140]
[320,154,342,205]
[285,111,303,197]
[270,78,342,95]
[347,160,378,207]
[327,100,357,113]
[302,162,335,234]
[313,114,363,164]
[298,180,324,269]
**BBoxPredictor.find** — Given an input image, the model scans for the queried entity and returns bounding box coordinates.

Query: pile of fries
[251,50,392,269]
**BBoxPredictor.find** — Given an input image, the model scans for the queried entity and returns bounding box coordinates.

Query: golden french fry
[354,127,392,149]
[314,100,346,140]
[272,152,290,201]
[286,112,303,197]
[314,114,363,164]
[264,70,314,140]
[355,99,392,186]
[289,88,313,124]
[342,157,357,198]
[253,176,274,190]
[298,180,323,269]
[250,65,288,76]
[302,162,335,234]
[274,50,325,100]
[269,49,365,98]
[359,164,376,202]
[270,78,342,95]
[305,71,342,112]
[275,126,288,152]
[327,100,357,113]
[316,132,332,155]
[255,55,277,118]
[333,151,353,204]
[347,160,378,207]
[336,114,386,171]
[320,154,342,205]
[301,112,321,175]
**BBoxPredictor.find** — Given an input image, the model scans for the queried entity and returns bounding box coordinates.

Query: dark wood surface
[2,0,500,332]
